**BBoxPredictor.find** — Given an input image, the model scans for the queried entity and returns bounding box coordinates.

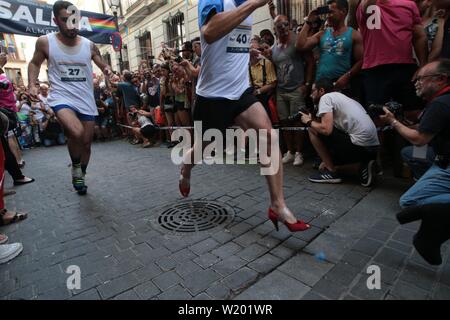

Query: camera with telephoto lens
[367,101,403,118]
[288,106,313,122]
[128,111,138,121]
[0,80,9,90]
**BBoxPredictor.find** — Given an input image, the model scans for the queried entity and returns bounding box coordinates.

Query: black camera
[315,6,331,15]
[174,56,183,63]
[128,111,138,120]
[288,106,313,122]
[0,80,9,90]
[367,101,403,118]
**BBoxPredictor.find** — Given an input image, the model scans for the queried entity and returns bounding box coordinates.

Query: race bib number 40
[59,63,87,82]
[227,26,251,53]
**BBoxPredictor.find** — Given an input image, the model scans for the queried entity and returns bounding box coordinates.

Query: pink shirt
[0,74,18,112]
[357,0,421,69]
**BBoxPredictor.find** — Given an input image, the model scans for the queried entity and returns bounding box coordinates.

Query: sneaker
[282,151,294,164]
[293,152,304,166]
[0,243,23,264]
[309,170,342,184]
[360,160,375,187]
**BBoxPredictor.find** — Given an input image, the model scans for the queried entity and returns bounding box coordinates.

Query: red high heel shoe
[268,208,310,232]
[179,167,190,197]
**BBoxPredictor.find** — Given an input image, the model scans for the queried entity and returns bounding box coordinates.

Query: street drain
[152,200,235,234]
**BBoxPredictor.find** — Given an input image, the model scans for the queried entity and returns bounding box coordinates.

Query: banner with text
[0,0,117,44]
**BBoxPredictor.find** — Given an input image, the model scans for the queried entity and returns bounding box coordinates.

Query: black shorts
[140,124,158,139]
[362,64,425,111]
[193,88,258,132]
[321,128,378,166]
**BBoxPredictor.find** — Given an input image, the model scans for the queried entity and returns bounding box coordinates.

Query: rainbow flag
[89,18,117,33]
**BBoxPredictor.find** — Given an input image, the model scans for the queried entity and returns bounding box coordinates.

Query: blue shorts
[52,105,96,122]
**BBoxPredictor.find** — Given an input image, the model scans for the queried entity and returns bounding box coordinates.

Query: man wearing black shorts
[178,0,311,233]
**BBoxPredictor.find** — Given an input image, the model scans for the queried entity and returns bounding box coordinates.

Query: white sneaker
[282,151,294,164]
[293,152,304,166]
[0,243,23,264]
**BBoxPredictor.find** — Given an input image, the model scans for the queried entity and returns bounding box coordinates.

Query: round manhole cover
[151,200,236,234]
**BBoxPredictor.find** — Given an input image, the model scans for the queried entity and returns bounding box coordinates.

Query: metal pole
[113,9,124,73]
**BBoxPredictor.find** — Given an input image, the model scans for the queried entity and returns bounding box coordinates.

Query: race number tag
[59,63,87,82]
[227,26,251,53]
[412,144,428,160]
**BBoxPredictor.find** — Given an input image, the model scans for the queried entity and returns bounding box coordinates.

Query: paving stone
[235,271,309,300]
[182,269,221,296]
[236,244,268,262]
[248,253,283,274]
[69,289,101,300]
[189,239,220,256]
[97,273,140,300]
[153,271,183,291]
[175,260,203,278]
[373,248,408,270]
[134,281,161,300]
[352,238,384,256]
[433,284,450,300]
[279,253,334,287]
[194,253,221,269]
[222,267,259,292]
[325,262,360,286]
[311,278,347,300]
[390,280,430,300]
[212,256,247,277]
[113,289,140,300]
[158,285,192,300]
[211,242,242,259]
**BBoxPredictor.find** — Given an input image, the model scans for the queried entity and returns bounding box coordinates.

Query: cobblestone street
[1,140,449,300]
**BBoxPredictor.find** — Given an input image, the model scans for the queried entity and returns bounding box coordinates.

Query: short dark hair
[260,29,274,38]
[315,78,335,93]
[53,1,74,18]
[327,0,349,12]
[182,41,192,50]
[436,59,450,85]
[191,37,200,43]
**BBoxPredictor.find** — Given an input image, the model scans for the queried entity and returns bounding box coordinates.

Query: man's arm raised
[201,0,269,44]
[28,36,48,98]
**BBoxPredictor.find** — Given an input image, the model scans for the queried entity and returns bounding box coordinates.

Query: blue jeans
[400,163,450,208]
[401,146,435,180]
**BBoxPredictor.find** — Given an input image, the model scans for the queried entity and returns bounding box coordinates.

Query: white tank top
[47,33,97,115]
[196,0,252,100]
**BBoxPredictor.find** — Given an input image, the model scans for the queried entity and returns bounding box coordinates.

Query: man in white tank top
[28,1,112,195]
[178,0,311,233]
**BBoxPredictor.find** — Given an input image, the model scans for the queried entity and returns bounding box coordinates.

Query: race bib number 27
[227,26,251,53]
[59,63,87,82]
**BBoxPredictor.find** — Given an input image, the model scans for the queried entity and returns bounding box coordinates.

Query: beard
[62,28,78,39]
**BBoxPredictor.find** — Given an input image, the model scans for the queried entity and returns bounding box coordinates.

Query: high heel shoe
[268,207,310,232]
[179,167,190,197]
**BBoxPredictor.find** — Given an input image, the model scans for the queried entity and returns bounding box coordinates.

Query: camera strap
[430,85,450,102]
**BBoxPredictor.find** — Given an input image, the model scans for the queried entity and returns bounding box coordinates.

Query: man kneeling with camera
[128,106,159,147]
[379,59,450,265]
[300,78,380,186]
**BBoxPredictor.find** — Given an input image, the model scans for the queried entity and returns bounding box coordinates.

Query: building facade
[99,0,326,72]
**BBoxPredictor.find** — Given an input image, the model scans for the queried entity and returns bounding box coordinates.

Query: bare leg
[55,109,85,163]
[80,121,95,172]
[308,128,336,172]
[8,135,23,165]
[235,103,299,224]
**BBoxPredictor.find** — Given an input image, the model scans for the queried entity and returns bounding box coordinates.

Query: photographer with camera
[380,59,450,207]
[382,59,450,266]
[128,106,159,147]
[300,78,380,186]
[297,0,363,97]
